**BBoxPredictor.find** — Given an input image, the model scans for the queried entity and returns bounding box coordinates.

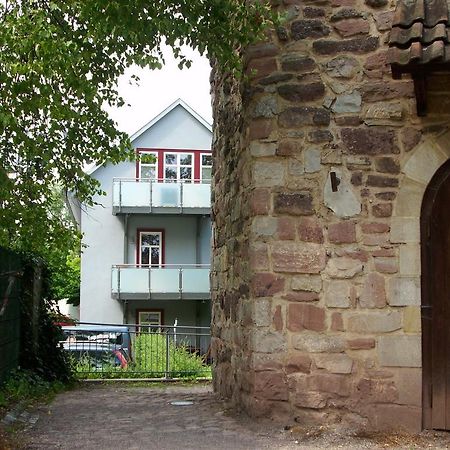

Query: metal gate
[60,322,211,379]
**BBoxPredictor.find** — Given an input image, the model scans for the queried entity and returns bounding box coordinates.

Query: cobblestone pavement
[20,383,450,450]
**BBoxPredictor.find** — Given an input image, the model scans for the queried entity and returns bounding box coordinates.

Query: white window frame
[200,153,212,183]
[163,152,194,182]
[138,231,162,266]
[139,151,158,180]
[138,311,162,326]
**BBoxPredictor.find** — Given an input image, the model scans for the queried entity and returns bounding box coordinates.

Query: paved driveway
[23,383,294,450]
[21,383,450,449]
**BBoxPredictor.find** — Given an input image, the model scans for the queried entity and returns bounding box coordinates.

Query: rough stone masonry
[210,0,450,432]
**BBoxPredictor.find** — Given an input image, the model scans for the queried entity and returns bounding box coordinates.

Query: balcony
[111,264,210,300]
[112,178,211,215]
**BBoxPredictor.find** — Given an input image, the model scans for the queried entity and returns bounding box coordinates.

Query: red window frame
[136,228,165,266]
[136,148,211,182]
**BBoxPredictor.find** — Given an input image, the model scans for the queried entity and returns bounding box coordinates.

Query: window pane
[141,233,160,246]
[141,248,149,265]
[179,154,192,165]
[151,248,160,265]
[180,167,192,180]
[165,153,176,165]
[202,168,212,181]
[202,155,212,166]
[165,167,176,180]
[141,166,156,179]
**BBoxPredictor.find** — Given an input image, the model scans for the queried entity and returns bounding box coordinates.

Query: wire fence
[60,322,211,380]
[0,248,23,383]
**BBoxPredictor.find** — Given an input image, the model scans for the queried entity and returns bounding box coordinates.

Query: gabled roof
[130,98,212,142]
[87,98,212,175]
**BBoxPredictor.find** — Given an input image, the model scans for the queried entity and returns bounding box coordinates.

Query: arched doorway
[422,158,450,429]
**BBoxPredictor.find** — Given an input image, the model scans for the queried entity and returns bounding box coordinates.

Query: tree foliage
[0,0,276,256]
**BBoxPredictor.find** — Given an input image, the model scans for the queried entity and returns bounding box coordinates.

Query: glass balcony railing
[111,264,210,300]
[112,178,211,215]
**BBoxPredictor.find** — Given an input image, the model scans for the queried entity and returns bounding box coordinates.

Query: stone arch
[392,129,450,287]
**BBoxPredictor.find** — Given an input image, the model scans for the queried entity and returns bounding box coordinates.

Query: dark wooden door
[422,163,450,430]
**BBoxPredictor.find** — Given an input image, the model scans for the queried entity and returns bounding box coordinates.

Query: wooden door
[422,161,450,429]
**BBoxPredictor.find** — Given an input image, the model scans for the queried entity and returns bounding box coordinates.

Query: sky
[106,46,213,136]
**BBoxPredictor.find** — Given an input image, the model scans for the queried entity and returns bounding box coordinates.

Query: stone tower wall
[210,0,450,431]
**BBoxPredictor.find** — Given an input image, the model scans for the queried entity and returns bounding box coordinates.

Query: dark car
[60,325,132,369]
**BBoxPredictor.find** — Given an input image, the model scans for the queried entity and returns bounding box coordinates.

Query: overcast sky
[106,46,213,136]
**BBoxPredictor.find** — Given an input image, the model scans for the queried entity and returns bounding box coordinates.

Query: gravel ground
[4,383,450,449]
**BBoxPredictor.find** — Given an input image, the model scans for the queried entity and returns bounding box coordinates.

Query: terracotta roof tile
[388,0,450,67]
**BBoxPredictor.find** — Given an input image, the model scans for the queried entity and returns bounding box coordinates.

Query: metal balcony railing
[111,264,210,300]
[112,178,211,215]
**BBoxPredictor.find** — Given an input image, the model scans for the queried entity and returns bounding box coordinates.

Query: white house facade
[76,100,212,327]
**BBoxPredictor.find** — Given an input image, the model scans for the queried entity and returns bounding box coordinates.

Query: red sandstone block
[250,189,270,215]
[284,353,312,374]
[347,338,375,349]
[372,203,393,218]
[273,305,283,331]
[272,242,327,273]
[331,312,344,331]
[287,303,326,332]
[252,273,285,297]
[361,222,390,233]
[277,217,296,240]
[283,291,319,302]
[374,257,398,274]
[328,221,356,244]
[247,57,278,80]
[249,244,270,271]
[297,218,324,243]
[254,371,289,401]
[249,118,274,140]
[334,18,369,37]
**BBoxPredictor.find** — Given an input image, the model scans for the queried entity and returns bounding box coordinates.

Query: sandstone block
[403,306,421,333]
[248,118,274,140]
[331,312,344,331]
[330,8,362,21]
[247,58,278,80]
[361,81,414,102]
[378,335,421,367]
[347,338,375,349]
[277,217,296,241]
[360,273,386,308]
[325,280,351,308]
[274,192,314,215]
[278,82,325,102]
[372,203,392,218]
[313,37,379,55]
[374,257,398,274]
[252,273,285,297]
[388,277,420,306]
[304,7,325,18]
[254,298,272,327]
[277,139,302,156]
[304,148,321,173]
[252,329,287,353]
[325,257,363,279]
[364,103,403,126]
[279,107,331,127]
[371,404,422,432]
[392,367,421,406]
[399,245,420,276]
[308,130,333,143]
[334,18,369,37]
[250,141,277,157]
[401,127,421,152]
[285,354,312,375]
[249,243,269,271]
[291,19,331,39]
[375,157,400,174]
[293,333,346,353]
[357,378,398,403]
[281,55,316,73]
[293,391,328,409]
[332,91,362,113]
[250,97,278,119]
[325,56,360,78]
[328,221,356,243]
[288,304,326,332]
[309,373,351,396]
[254,371,289,401]
[273,305,283,331]
[390,217,419,244]
[252,216,277,238]
[291,275,322,293]
[272,242,327,274]
[283,291,319,302]
[367,175,399,188]
[253,162,285,187]
[348,311,401,333]
[341,128,397,155]
[315,353,353,374]
[250,189,270,215]
[361,222,390,233]
[297,218,324,243]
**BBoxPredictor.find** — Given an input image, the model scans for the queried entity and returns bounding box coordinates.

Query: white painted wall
[79,103,212,324]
